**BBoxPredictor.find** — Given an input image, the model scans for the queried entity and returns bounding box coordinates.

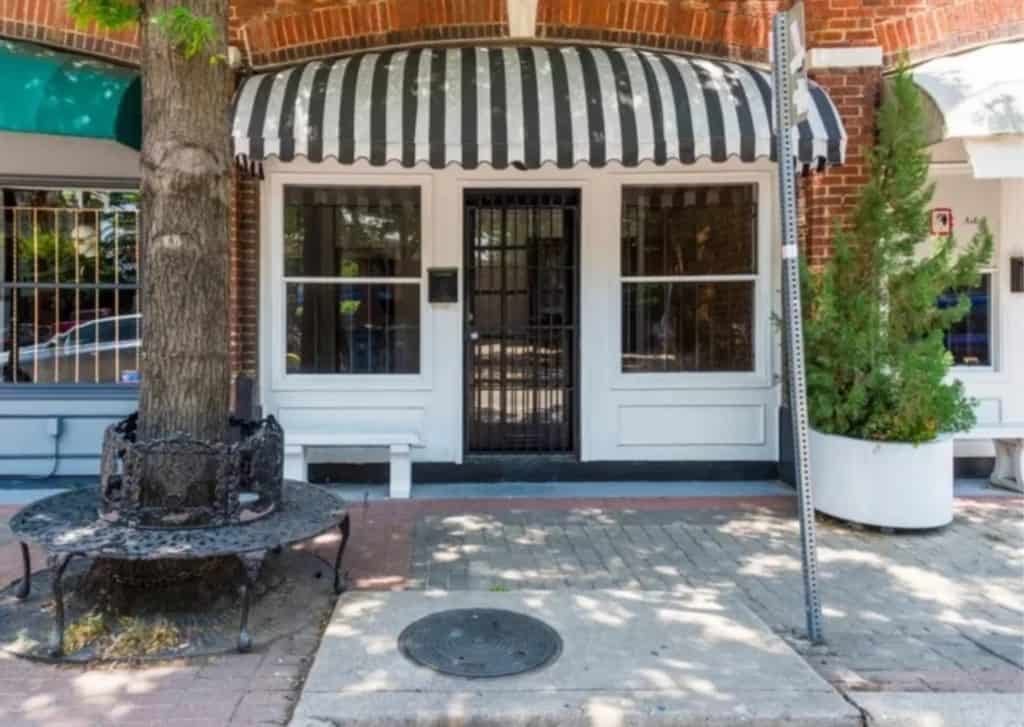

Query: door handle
[468,331,480,342]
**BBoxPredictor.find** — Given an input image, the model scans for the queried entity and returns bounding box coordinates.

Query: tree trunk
[88,1,235,615]
[138,0,231,443]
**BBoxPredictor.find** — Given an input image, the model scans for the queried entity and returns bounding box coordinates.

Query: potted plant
[801,65,992,529]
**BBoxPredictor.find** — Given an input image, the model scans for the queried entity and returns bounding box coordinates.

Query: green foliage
[150,7,220,61]
[802,64,993,444]
[67,0,139,30]
[67,1,222,62]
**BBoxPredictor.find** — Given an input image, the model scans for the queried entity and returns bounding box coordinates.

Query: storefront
[231,45,847,474]
[910,40,1024,468]
[0,38,141,476]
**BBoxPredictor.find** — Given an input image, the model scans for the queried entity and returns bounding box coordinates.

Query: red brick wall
[535,0,778,63]
[236,0,507,67]
[0,0,138,61]
[230,171,260,380]
[4,1,1021,68]
[802,67,882,267]
[234,0,783,67]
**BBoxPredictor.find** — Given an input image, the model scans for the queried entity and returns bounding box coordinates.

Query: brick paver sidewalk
[2,491,1022,726]
[407,495,1024,694]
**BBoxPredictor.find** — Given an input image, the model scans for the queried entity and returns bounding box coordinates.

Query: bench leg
[237,551,266,653]
[16,542,30,600]
[389,444,412,499]
[48,553,77,658]
[284,445,308,482]
[333,514,352,595]
[991,439,1023,493]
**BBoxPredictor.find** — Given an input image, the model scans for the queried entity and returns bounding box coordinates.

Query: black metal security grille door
[464,191,579,454]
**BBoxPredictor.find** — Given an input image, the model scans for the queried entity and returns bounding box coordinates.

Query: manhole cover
[398,608,562,678]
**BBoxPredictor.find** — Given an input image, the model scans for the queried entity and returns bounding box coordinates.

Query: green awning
[0,39,141,149]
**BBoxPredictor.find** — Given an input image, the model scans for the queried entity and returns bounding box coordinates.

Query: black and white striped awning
[233,46,846,171]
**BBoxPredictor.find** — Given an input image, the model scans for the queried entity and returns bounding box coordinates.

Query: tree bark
[138,0,231,442]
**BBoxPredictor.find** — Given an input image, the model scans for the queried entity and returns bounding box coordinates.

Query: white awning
[232,46,847,172]
[911,40,1024,178]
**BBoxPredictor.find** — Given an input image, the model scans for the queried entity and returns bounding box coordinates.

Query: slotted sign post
[771,1,824,645]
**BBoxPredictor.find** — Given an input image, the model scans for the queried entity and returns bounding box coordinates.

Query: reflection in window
[623,282,753,372]
[286,284,419,374]
[940,274,991,367]
[283,187,421,375]
[284,186,420,278]
[621,184,757,373]
[1,188,141,385]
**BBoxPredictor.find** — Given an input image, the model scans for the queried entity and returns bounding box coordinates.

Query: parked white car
[1,314,141,384]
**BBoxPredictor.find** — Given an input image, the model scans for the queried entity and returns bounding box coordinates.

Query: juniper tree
[802,65,992,444]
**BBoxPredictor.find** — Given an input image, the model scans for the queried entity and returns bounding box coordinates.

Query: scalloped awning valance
[232,45,846,171]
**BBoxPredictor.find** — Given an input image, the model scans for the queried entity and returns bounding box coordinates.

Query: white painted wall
[929,140,1024,456]
[260,158,782,464]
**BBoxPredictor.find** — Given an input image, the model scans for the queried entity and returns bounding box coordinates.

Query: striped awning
[232,46,846,171]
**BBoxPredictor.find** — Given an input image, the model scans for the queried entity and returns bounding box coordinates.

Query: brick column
[800,0,883,267]
[802,66,881,267]
[230,170,261,383]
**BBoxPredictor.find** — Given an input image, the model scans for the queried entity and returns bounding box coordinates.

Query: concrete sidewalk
[291,589,860,727]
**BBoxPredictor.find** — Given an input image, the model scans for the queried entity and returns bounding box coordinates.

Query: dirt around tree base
[75,557,245,615]
[0,548,337,664]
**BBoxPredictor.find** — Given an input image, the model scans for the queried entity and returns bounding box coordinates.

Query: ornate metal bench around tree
[11,481,350,657]
[10,399,351,658]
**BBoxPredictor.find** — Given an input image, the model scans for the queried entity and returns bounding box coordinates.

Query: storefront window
[940,273,991,367]
[284,186,421,375]
[1,188,141,385]
[621,185,756,373]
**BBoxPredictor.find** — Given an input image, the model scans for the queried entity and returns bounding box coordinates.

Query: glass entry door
[464,190,579,454]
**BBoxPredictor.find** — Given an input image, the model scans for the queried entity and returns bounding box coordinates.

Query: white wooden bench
[954,424,1024,493]
[283,432,425,499]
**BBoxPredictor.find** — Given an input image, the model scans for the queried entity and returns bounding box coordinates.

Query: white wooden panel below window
[277,406,426,438]
[617,404,766,447]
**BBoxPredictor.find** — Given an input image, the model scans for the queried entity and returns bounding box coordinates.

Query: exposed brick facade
[0,0,138,62]
[231,172,261,380]
[537,1,778,63]
[234,0,507,67]
[5,1,1021,67]
[2,0,1020,377]
[803,66,882,266]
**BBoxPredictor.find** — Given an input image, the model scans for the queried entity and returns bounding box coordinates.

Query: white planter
[809,428,954,529]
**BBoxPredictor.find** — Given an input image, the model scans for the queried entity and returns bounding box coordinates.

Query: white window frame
[266,171,433,392]
[610,170,774,391]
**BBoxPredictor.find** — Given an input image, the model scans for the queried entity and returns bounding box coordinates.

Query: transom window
[621,184,757,373]
[283,186,421,375]
[1,188,140,386]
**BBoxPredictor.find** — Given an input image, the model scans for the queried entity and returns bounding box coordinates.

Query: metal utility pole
[771,1,824,645]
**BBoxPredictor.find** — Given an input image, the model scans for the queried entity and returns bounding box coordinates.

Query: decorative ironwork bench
[11,481,350,657]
